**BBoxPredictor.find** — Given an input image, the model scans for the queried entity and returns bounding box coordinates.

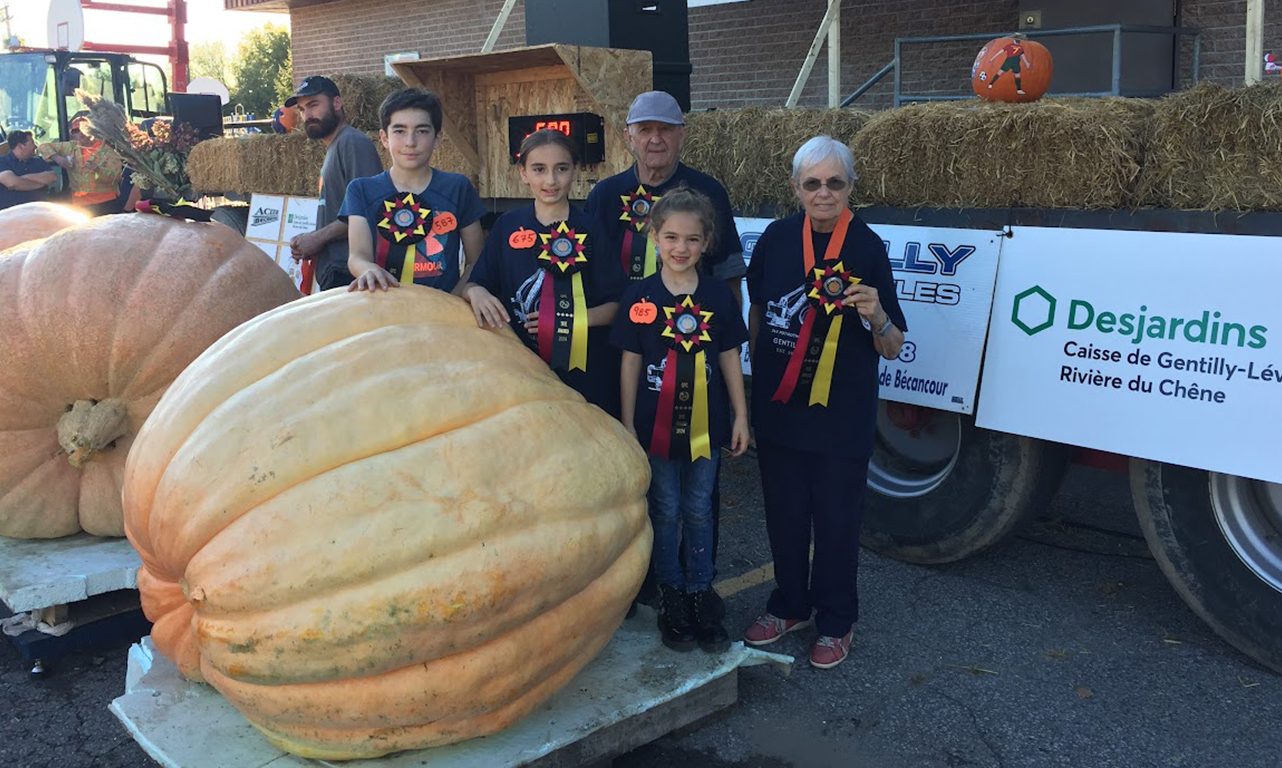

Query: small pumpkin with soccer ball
[972,36,1053,103]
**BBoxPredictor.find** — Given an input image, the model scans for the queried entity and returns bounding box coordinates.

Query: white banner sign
[976,226,1282,483]
[246,194,322,293]
[735,217,1002,413]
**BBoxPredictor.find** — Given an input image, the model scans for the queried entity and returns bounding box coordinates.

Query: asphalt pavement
[2,460,1280,768]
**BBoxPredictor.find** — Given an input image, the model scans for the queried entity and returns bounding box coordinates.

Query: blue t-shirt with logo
[0,153,53,210]
[339,169,484,292]
[469,203,626,416]
[611,274,748,458]
[746,211,907,459]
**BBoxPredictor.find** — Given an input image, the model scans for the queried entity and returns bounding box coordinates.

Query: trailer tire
[1131,460,1282,673]
[210,204,249,236]
[863,404,1069,564]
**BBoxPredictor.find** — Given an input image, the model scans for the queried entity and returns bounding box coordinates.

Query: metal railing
[842,24,1202,108]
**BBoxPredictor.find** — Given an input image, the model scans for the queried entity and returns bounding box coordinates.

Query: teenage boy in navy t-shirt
[341,88,485,294]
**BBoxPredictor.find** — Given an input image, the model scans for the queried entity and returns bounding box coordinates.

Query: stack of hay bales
[1136,81,1282,211]
[186,74,1282,213]
[852,98,1153,210]
[684,107,871,213]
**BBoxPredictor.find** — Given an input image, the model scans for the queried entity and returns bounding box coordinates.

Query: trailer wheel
[863,402,1069,564]
[1131,460,1282,673]
[210,205,249,236]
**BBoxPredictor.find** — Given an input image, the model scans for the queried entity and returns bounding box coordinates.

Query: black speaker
[525,0,692,111]
[167,93,224,141]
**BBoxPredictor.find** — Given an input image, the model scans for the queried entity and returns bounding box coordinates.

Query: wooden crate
[393,44,652,200]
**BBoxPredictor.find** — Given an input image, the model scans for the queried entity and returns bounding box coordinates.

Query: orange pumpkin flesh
[0,214,301,538]
[0,202,89,251]
[123,287,652,760]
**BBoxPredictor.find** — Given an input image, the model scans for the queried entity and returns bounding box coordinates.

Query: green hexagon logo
[1012,286,1056,336]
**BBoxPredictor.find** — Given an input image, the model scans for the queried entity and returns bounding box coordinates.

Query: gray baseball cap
[626,91,685,125]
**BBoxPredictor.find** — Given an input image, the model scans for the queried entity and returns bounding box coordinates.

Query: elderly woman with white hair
[743,136,906,669]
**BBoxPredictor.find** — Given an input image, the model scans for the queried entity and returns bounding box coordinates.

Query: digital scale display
[507,112,606,164]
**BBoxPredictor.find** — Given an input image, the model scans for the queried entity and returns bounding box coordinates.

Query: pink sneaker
[809,630,853,669]
[743,612,812,647]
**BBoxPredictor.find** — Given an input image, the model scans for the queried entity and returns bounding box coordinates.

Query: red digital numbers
[534,119,573,136]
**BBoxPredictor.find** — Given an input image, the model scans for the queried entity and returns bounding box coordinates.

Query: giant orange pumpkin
[0,201,89,251]
[971,36,1053,103]
[123,288,652,760]
[0,214,301,538]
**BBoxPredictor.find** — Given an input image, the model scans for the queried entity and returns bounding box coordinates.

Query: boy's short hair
[7,130,33,150]
[379,88,444,134]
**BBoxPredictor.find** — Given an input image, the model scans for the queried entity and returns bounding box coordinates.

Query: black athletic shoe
[689,588,731,653]
[657,584,697,652]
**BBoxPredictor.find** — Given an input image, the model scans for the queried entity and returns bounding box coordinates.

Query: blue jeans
[647,454,720,592]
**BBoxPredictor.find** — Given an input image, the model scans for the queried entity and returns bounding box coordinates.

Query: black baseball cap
[284,76,340,107]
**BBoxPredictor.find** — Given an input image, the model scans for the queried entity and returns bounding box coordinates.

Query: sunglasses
[799,177,850,192]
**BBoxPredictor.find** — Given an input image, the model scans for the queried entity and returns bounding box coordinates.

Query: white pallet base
[0,533,140,613]
[111,609,791,768]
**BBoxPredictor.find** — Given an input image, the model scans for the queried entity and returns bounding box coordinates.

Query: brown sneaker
[809,630,853,669]
[743,612,813,647]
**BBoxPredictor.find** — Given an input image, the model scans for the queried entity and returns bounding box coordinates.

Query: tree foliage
[228,24,292,119]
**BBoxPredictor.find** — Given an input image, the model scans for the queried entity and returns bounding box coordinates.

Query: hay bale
[1137,81,1282,210]
[188,133,327,196]
[187,130,482,197]
[330,75,403,133]
[684,108,872,214]
[852,98,1153,209]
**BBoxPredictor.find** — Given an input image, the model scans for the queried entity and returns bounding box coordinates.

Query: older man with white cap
[587,90,745,290]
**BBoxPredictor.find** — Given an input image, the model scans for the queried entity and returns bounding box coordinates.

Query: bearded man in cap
[287,75,384,291]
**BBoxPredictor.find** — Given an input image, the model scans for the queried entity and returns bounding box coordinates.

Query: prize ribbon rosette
[375,192,432,284]
[537,222,590,372]
[618,185,661,280]
[650,296,714,461]
[772,209,861,407]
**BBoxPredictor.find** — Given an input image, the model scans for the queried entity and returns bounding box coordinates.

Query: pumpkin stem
[56,399,129,468]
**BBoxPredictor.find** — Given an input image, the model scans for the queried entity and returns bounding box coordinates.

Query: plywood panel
[393,45,653,200]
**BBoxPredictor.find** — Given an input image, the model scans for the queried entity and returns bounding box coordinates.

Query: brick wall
[289,0,528,79]
[286,0,1279,108]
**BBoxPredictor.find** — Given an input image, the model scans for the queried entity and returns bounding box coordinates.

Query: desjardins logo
[1011,286,1268,349]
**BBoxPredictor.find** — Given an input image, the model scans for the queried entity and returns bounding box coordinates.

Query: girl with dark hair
[462,129,627,415]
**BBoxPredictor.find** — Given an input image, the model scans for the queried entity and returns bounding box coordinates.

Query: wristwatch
[875,315,894,337]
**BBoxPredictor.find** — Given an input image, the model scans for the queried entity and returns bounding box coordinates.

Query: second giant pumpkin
[124,288,652,760]
[0,214,300,538]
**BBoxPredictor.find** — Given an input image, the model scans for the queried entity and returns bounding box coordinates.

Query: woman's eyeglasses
[799,177,849,192]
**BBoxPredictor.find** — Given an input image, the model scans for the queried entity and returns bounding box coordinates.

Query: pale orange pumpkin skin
[0,202,89,251]
[0,214,300,538]
[123,287,652,760]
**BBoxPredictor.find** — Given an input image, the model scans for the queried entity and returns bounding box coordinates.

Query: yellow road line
[714,561,775,598]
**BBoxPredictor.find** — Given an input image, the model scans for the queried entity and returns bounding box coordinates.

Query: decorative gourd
[0,202,88,251]
[0,214,300,538]
[971,36,1054,103]
[123,288,652,761]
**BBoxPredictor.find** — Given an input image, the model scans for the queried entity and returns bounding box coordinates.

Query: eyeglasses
[799,177,850,192]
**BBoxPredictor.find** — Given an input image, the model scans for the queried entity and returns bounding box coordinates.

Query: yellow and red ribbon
[772,208,857,407]
[618,185,660,280]
[650,296,713,461]
[375,192,431,285]
[536,221,590,372]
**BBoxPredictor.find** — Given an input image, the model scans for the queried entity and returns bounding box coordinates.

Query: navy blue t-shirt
[338,169,484,292]
[0,153,53,210]
[585,163,741,281]
[469,204,626,417]
[611,274,748,457]
[747,212,908,460]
